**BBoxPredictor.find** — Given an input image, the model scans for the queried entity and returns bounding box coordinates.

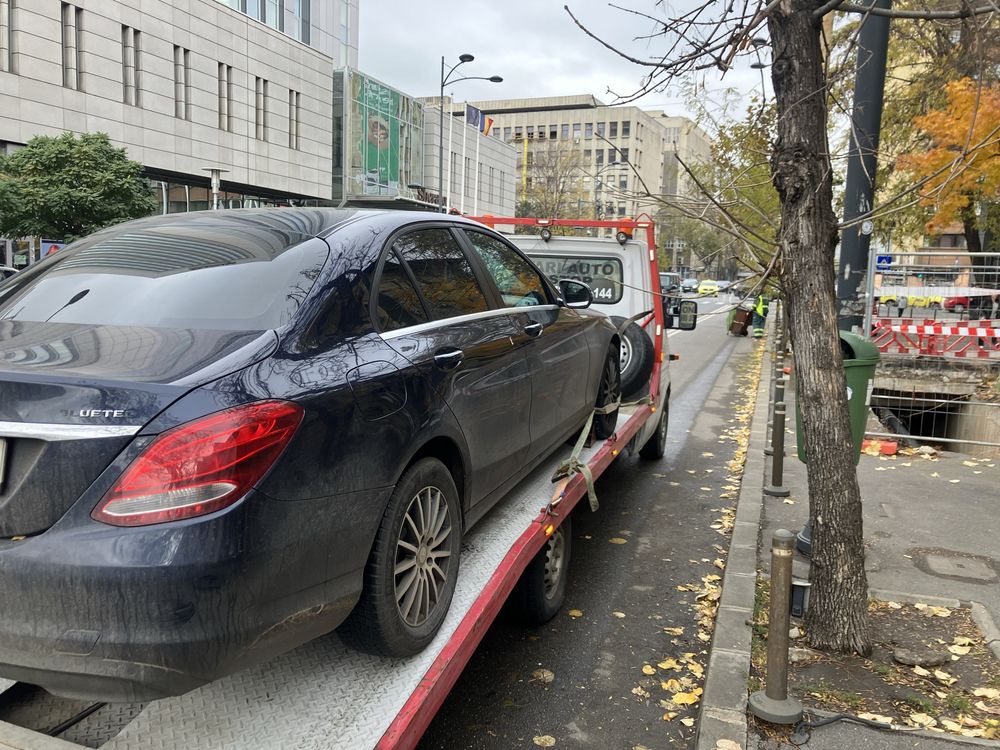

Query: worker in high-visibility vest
[752,294,769,338]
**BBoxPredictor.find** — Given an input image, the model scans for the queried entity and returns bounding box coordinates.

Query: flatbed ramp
[0,409,642,750]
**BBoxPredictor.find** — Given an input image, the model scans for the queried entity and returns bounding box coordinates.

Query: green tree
[0,132,157,241]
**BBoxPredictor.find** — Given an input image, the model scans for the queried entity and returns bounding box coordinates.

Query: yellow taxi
[697,280,719,297]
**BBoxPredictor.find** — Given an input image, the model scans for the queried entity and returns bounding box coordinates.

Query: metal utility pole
[836,0,891,332]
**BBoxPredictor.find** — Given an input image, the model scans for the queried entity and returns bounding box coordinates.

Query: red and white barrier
[871,318,1000,359]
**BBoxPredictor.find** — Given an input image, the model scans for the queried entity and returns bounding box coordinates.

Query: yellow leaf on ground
[671,691,700,705]
[662,711,678,721]
[663,627,684,636]
[934,669,958,685]
[699,486,712,491]
[697,631,711,642]
[658,658,682,671]
[942,719,963,732]
[783,498,796,504]
[909,713,937,728]
[948,644,971,656]
[930,472,941,478]
[913,665,932,677]
[953,636,973,646]
[858,712,893,725]
[662,678,682,692]
[532,668,555,684]
[949,479,961,484]
[609,537,628,544]
[886,601,903,609]
[568,609,583,618]
[642,664,656,675]
[680,717,695,727]
[533,736,556,747]
[962,460,979,467]
[688,663,705,678]
[713,558,726,569]
[702,452,714,457]
[612,611,626,619]
[973,687,1000,700]
[631,686,650,698]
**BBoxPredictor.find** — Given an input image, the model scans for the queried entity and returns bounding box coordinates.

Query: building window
[561,123,569,139]
[549,124,557,139]
[583,149,591,162]
[572,123,581,140]
[619,175,628,190]
[61,3,84,90]
[609,121,618,138]
[1,0,14,74]
[340,1,349,43]
[596,149,604,166]
[288,89,300,149]
[619,148,629,162]
[289,0,310,43]
[503,127,511,141]
[621,120,630,137]
[255,77,269,140]
[173,46,191,119]
[584,122,593,139]
[218,63,233,131]
[265,0,282,30]
[514,126,522,138]
[121,26,141,107]
[526,125,534,138]
[596,122,605,137]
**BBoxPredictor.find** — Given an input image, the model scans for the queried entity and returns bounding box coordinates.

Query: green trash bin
[796,331,880,465]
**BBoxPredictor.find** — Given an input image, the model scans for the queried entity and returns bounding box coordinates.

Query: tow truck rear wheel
[593,347,621,440]
[518,514,572,624]
[341,457,462,657]
[639,401,669,460]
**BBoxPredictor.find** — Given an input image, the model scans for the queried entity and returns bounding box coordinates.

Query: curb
[695,322,775,750]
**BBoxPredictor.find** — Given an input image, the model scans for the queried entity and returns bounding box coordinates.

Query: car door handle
[524,322,544,338]
[433,348,464,370]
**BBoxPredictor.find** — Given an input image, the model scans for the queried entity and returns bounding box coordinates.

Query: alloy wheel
[542,527,567,599]
[394,485,453,627]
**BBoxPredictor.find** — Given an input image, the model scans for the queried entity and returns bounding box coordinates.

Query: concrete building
[467,95,712,222]
[420,98,517,220]
[1,0,358,267]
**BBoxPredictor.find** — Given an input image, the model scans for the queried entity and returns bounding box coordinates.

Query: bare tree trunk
[768,0,872,655]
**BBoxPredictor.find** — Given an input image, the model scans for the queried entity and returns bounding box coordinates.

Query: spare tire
[610,316,655,398]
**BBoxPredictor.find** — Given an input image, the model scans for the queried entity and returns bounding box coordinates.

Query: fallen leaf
[713,558,726,569]
[532,668,555,684]
[662,678,682,692]
[975,700,1000,715]
[658,658,682,670]
[953,636,973,646]
[568,609,583,618]
[662,711,678,721]
[974,687,1000,700]
[913,665,932,677]
[671,691,700,705]
[783,498,796,504]
[680,717,695,727]
[609,538,628,545]
[858,712,893,725]
[949,479,961,484]
[934,669,957,685]
[702,452,714,457]
[632,686,651,698]
[942,719,963,732]
[930,472,941,478]
[612,611,626,619]
[715,741,742,750]
[697,631,711,642]
[934,690,948,699]
[962,460,979,467]
[887,601,903,609]
[533,736,556,747]
[909,712,938,728]
[699,486,712,491]
[663,627,684,636]
[948,644,971,656]
[642,664,657,675]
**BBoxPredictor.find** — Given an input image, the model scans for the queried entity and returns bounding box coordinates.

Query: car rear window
[0,226,329,331]
[528,255,623,304]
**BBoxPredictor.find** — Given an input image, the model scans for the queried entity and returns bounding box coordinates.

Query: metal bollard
[749,529,803,724]
[764,402,790,497]
[764,377,786,457]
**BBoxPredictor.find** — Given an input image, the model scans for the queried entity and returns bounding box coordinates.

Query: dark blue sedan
[0,209,620,702]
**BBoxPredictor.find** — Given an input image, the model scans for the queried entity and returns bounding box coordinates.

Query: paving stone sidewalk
[695,326,1000,750]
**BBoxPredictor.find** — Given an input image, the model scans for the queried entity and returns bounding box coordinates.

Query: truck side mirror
[664,299,698,330]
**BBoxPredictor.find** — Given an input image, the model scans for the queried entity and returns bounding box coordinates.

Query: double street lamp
[438,54,502,211]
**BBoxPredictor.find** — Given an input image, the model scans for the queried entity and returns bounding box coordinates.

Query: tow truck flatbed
[0,405,652,750]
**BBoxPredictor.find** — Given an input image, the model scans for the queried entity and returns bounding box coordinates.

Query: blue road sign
[875,254,892,270]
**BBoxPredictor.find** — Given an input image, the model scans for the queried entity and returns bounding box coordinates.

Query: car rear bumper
[0,488,387,702]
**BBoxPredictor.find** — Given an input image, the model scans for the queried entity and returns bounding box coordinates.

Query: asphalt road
[418,295,759,750]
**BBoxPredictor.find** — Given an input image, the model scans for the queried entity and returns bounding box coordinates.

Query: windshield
[0,224,329,331]
[527,255,624,304]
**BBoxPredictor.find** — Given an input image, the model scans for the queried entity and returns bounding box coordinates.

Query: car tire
[610,316,655,399]
[518,514,572,625]
[639,401,669,460]
[340,457,462,657]
[954,303,965,313]
[594,346,621,440]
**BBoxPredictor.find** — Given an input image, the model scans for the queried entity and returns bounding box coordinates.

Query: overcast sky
[358,0,768,124]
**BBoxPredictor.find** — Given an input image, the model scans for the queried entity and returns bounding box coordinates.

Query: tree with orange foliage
[899,77,1000,267]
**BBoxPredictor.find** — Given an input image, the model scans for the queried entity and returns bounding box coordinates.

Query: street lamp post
[438,54,502,212]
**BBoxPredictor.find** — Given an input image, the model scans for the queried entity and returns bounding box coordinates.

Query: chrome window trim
[379,304,560,340]
[0,422,142,441]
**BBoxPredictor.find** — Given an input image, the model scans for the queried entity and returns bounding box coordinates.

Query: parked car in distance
[0,208,624,703]
[659,272,682,297]
[0,265,17,280]
[698,279,719,297]
[944,296,969,312]
[681,278,699,292]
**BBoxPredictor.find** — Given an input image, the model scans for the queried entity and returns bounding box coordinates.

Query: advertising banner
[351,73,401,195]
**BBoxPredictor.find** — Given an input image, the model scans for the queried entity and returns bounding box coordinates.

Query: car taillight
[92,400,304,527]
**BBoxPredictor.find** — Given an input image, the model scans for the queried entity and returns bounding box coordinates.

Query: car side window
[393,228,490,320]
[375,249,429,332]
[463,230,549,308]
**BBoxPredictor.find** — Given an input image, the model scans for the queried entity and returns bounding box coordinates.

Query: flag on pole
[480,116,494,136]
[465,104,482,128]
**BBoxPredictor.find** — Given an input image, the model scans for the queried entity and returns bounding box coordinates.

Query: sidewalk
[695,320,1000,750]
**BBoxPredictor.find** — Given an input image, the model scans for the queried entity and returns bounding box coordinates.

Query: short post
[749,529,803,724]
[764,402,790,497]
[765,374,786,457]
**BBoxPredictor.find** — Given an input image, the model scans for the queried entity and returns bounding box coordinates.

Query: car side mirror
[559,279,593,309]
[664,299,698,330]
